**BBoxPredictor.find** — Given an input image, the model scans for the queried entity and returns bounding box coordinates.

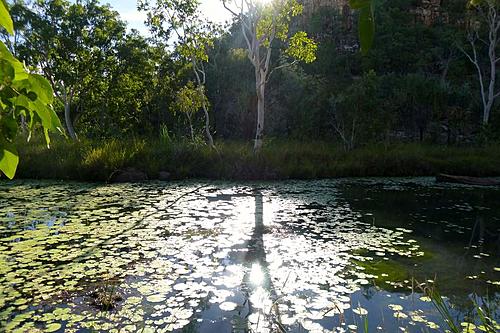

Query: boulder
[110,167,148,183]
[158,171,171,181]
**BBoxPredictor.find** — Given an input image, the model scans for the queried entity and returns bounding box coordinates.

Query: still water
[0,178,499,332]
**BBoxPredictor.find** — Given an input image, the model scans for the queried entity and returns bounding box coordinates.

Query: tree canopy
[2,0,500,177]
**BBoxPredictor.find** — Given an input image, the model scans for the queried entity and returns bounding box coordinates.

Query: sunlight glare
[250,262,265,285]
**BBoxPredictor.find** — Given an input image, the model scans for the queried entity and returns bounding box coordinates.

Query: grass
[11,137,500,181]
[420,281,500,333]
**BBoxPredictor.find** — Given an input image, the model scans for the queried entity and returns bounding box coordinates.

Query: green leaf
[14,74,54,104]
[286,31,317,63]
[0,142,18,179]
[15,95,31,110]
[28,74,54,104]
[0,114,17,141]
[359,6,375,55]
[45,323,61,333]
[0,0,14,35]
[0,59,15,84]
[349,0,372,9]
[31,98,59,131]
[0,42,29,81]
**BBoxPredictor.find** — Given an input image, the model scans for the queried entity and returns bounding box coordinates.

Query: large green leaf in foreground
[0,143,18,180]
[0,3,62,179]
[349,0,375,55]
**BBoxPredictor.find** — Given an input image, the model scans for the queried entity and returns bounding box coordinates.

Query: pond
[0,178,499,333]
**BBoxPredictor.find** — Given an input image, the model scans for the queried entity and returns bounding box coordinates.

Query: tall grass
[421,282,499,333]
[12,137,500,181]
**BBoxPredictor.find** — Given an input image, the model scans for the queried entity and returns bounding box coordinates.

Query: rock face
[298,0,357,52]
[110,167,148,183]
[413,0,445,26]
[300,0,445,26]
[301,0,348,16]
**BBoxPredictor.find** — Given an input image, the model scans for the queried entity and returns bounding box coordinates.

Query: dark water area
[0,178,498,332]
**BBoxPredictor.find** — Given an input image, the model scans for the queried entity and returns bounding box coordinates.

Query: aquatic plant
[420,281,500,333]
[89,278,123,311]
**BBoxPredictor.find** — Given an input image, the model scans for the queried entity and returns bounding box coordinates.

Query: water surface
[0,178,499,332]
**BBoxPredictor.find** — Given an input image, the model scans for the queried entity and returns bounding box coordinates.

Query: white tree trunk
[199,88,215,148]
[254,75,265,152]
[188,117,195,142]
[64,101,77,140]
[484,17,497,126]
[192,60,215,149]
[461,2,500,127]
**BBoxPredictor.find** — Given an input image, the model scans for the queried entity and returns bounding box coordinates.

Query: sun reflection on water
[249,262,265,286]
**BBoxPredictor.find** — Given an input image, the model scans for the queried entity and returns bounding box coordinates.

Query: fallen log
[436,174,500,186]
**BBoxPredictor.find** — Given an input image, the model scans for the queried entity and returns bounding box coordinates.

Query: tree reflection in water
[241,190,282,332]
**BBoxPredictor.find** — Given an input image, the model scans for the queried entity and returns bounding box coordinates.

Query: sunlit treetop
[174,80,209,116]
[138,0,220,63]
[223,0,317,64]
[255,0,303,45]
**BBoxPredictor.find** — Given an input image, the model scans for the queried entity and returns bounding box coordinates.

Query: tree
[139,0,216,148]
[0,0,62,179]
[174,81,209,141]
[78,31,163,138]
[223,0,317,151]
[330,71,386,150]
[459,0,500,126]
[13,0,127,140]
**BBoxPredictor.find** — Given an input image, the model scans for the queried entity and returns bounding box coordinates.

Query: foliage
[14,137,500,181]
[422,282,500,333]
[175,82,208,117]
[255,0,317,62]
[2,0,500,176]
[173,81,210,140]
[0,0,62,179]
[139,0,217,147]
[285,31,317,63]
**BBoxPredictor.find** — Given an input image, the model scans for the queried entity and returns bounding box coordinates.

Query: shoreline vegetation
[11,138,500,182]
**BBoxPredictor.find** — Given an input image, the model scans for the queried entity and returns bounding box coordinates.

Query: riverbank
[13,138,500,181]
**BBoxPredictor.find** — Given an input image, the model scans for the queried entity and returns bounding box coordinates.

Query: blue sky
[101,0,231,35]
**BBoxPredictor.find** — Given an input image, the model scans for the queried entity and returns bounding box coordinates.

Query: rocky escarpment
[300,0,446,26]
[413,0,447,25]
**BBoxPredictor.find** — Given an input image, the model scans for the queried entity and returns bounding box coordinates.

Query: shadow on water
[338,181,500,300]
[240,189,281,332]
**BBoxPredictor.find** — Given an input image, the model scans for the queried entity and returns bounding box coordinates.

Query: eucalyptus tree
[139,0,217,148]
[173,81,210,141]
[459,0,500,126]
[0,0,62,179]
[222,0,317,151]
[13,0,127,140]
